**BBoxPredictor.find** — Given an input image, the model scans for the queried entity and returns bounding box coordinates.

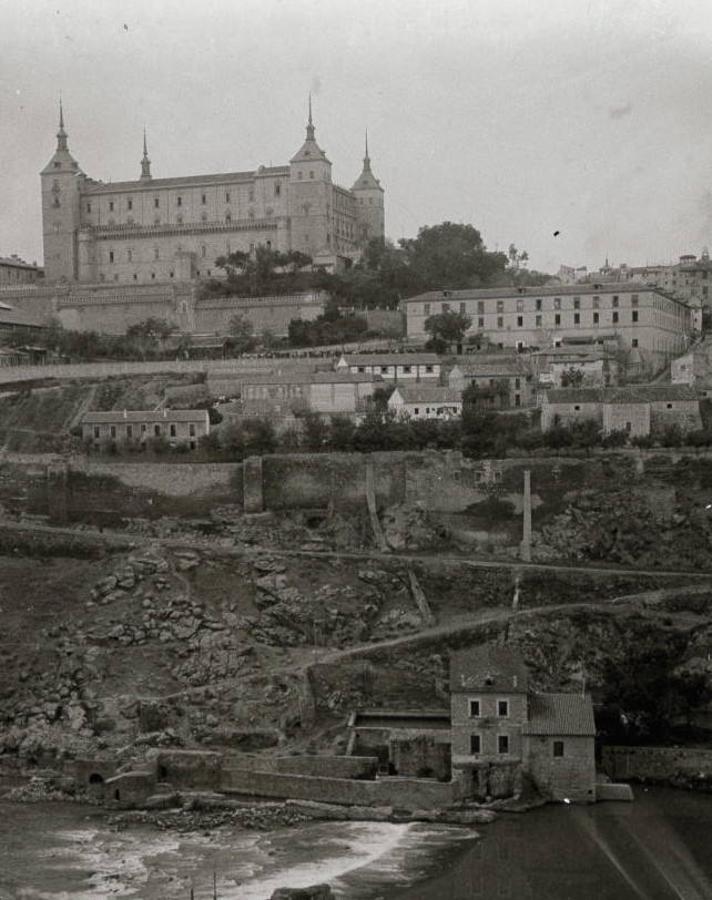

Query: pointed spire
[57,96,68,151]
[363,129,371,171]
[140,127,152,180]
[306,92,315,141]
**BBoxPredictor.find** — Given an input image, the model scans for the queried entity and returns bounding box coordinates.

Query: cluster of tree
[202,222,549,310]
[287,301,371,348]
[600,634,712,743]
[206,247,316,298]
[3,318,185,362]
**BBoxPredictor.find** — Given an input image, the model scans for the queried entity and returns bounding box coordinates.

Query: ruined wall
[156,750,222,789]
[223,755,378,779]
[601,745,712,783]
[221,767,460,808]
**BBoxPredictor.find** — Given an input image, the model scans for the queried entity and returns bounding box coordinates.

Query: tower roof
[140,127,152,180]
[450,645,529,694]
[290,93,331,165]
[351,129,383,192]
[41,99,82,175]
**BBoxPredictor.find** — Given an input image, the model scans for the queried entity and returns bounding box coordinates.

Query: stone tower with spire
[40,100,85,282]
[287,95,333,258]
[351,130,385,246]
[140,128,152,181]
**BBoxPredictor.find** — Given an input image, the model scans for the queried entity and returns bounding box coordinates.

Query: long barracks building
[404,284,692,370]
[41,99,384,285]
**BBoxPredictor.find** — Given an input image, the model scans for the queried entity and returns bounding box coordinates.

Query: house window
[424,303,430,315]
[554,297,561,309]
[86,202,92,213]
[275,183,281,196]
[667,403,673,409]
[632,310,639,323]
[515,378,521,389]
[109,251,114,263]
[632,338,639,348]
[201,194,206,205]
[631,294,639,304]
[414,407,420,415]
[496,300,504,313]
[189,424,196,436]
[613,311,619,323]
[154,424,161,436]
[478,301,485,314]
[612,295,619,307]
[478,317,485,328]
[573,297,580,309]
[460,302,467,314]
[403,365,412,374]
[515,394,521,407]
[127,199,133,210]
[127,425,133,438]
[154,247,159,260]
[553,740,564,757]
[574,312,580,325]
[469,699,481,717]
[109,201,114,212]
[535,298,542,311]
[170,424,176,437]
[593,312,599,324]
[517,316,523,327]
[592,296,600,309]
[535,314,542,327]
[127,249,132,262]
[498,735,509,754]
[625,421,632,432]
[425,365,434,373]
[110,426,116,438]
[442,303,450,312]
[470,734,481,755]
[555,313,561,326]
[497,316,504,328]
[574,405,581,411]
[380,366,388,374]
[201,245,207,258]
[497,700,509,717]
[516,299,524,312]
[177,196,182,206]
[93,426,100,439]
[225,192,230,203]
[154,198,160,208]
[141,424,147,433]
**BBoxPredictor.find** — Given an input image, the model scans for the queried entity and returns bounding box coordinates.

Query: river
[1,787,711,899]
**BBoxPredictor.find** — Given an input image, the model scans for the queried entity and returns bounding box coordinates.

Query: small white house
[336,353,441,382]
[388,384,462,420]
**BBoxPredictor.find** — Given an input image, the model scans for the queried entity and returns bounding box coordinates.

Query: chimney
[123,409,127,419]
[163,408,167,418]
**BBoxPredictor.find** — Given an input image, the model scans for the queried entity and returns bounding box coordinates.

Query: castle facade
[41,100,384,285]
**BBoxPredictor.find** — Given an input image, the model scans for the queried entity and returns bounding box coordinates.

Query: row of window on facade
[108,246,211,263]
[468,733,565,757]
[355,364,436,374]
[425,295,641,316]
[461,311,640,329]
[93,423,198,439]
[86,185,282,215]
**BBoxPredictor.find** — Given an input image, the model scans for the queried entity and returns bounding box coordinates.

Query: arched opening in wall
[114,789,120,801]
[158,765,168,781]
[88,773,104,785]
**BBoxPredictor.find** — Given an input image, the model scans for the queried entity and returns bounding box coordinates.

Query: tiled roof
[451,361,527,377]
[544,384,699,405]
[242,372,381,386]
[404,281,686,306]
[0,305,46,328]
[392,384,462,404]
[450,645,529,694]
[339,353,441,366]
[0,256,38,271]
[82,167,290,194]
[82,409,209,424]
[523,693,595,736]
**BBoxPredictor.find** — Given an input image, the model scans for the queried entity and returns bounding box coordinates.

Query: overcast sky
[3,0,712,274]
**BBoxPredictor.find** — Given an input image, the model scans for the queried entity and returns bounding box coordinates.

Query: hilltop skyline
[2,0,712,275]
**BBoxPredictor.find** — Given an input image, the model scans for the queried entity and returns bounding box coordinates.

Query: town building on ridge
[388,384,463,420]
[41,98,384,285]
[81,408,210,450]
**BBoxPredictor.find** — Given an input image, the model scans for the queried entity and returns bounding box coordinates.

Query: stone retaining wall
[602,745,712,782]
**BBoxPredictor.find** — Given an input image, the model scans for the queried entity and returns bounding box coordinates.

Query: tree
[424,310,472,348]
[560,366,585,388]
[226,314,255,354]
[301,412,330,452]
[330,415,356,451]
[399,222,508,290]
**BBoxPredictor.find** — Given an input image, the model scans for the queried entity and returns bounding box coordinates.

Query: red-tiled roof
[523,693,595,736]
